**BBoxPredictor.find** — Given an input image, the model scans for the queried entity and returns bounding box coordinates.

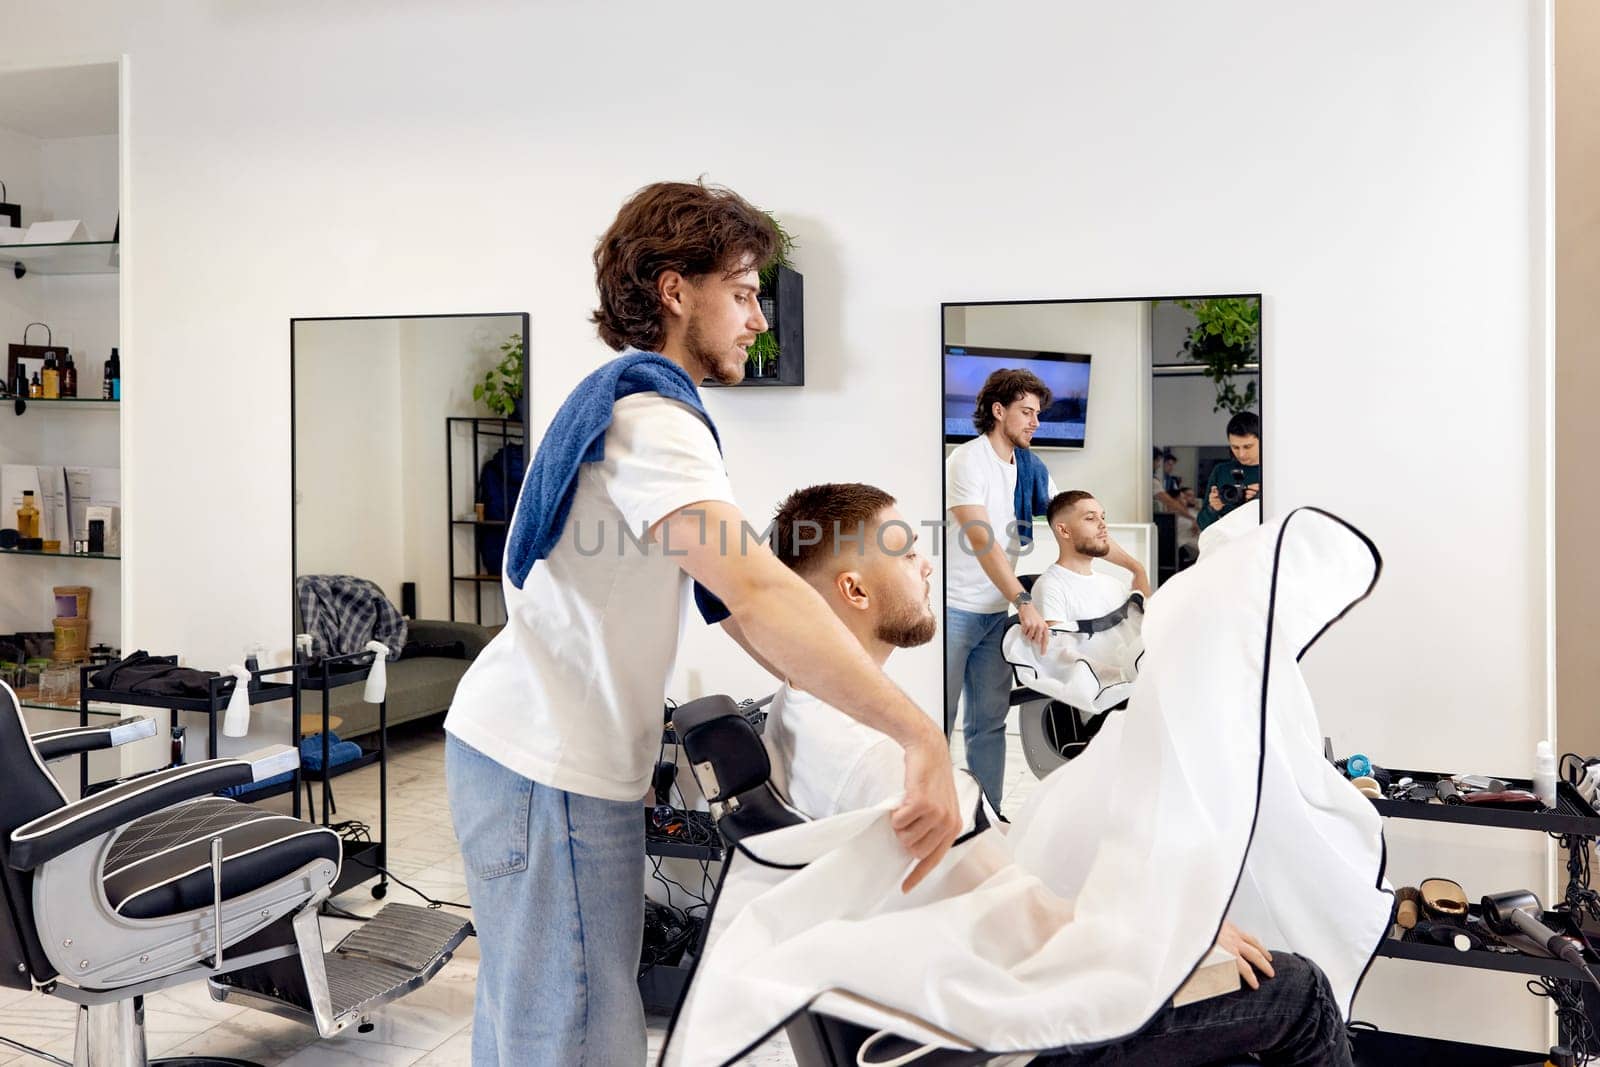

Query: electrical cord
[331,818,472,912]
[1528,975,1598,1063]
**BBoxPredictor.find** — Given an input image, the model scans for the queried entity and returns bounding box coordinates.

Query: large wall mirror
[291,312,527,734]
[941,295,1263,815]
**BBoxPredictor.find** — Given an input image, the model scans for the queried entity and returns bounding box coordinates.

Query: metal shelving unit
[1359,766,1600,1062]
[445,416,524,625]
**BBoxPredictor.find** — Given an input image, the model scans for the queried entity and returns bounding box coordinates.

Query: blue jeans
[945,606,1015,807]
[446,735,646,1066]
[1034,953,1351,1067]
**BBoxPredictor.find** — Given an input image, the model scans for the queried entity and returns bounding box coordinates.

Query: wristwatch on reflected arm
[1012,588,1032,610]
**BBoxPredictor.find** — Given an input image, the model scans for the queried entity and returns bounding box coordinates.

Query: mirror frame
[288,311,532,644]
[938,293,1264,735]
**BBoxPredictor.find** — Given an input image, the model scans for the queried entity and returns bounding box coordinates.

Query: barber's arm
[659,500,962,892]
[720,616,783,681]
[949,503,1049,653]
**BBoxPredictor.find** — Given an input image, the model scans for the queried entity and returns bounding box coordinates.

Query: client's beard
[1074,536,1110,558]
[687,319,744,386]
[876,602,938,648]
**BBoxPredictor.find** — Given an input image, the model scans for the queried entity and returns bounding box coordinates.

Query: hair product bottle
[16,490,39,540]
[60,353,77,398]
[28,371,41,399]
[103,348,119,400]
[41,352,59,399]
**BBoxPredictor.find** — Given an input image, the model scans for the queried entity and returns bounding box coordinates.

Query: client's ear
[834,572,871,613]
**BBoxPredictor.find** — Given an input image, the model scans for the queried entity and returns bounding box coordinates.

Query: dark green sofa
[307,619,496,739]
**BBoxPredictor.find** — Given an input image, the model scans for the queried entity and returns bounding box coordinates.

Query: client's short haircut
[1046,490,1096,527]
[771,483,897,577]
[1226,410,1261,439]
[972,369,1052,434]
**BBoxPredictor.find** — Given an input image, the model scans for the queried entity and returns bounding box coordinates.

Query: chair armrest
[9,745,300,871]
[404,618,494,659]
[30,716,158,763]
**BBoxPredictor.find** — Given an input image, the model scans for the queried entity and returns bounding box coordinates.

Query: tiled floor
[0,716,1035,1066]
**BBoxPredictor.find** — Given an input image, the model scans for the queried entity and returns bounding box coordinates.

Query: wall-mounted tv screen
[943,345,1091,449]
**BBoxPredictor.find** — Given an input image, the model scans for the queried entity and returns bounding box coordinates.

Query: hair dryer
[1481,891,1599,990]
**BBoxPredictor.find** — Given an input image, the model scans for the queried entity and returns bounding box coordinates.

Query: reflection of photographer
[1198,411,1261,530]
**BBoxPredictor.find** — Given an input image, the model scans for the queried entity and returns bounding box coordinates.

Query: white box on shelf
[23,219,88,244]
[0,227,26,244]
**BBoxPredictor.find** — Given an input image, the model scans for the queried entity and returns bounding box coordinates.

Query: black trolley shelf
[294,650,389,900]
[1356,766,1600,1065]
[76,659,301,799]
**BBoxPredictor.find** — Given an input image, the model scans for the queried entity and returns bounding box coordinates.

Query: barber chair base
[208,903,472,1039]
[66,1000,266,1067]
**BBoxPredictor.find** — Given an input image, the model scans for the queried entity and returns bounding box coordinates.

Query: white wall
[1152,371,1261,446]
[0,0,1553,1048]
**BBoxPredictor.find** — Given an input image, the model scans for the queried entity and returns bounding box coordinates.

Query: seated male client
[758,481,1353,1067]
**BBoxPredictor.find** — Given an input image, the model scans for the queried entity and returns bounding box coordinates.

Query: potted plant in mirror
[473,334,524,421]
[1174,296,1260,415]
[745,213,797,381]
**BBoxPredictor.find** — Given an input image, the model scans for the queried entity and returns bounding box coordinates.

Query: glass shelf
[12,396,119,410]
[0,548,121,561]
[17,697,126,719]
[0,240,119,277]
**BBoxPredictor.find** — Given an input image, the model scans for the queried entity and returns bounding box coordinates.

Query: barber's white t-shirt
[945,437,1056,614]
[445,394,737,802]
[1032,564,1129,628]
[763,683,906,818]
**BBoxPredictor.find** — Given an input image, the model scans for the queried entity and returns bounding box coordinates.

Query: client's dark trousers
[1035,953,1351,1067]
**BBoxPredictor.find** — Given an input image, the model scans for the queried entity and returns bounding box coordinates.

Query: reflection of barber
[1032,490,1151,626]
[444,182,961,1066]
[946,368,1057,808]
[1198,411,1261,530]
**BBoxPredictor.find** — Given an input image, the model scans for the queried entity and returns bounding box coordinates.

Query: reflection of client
[764,482,1351,1067]
[1033,491,1151,626]
[1198,411,1262,530]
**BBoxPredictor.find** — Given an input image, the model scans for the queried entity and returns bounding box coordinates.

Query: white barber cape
[661,508,1393,1066]
[1002,594,1145,713]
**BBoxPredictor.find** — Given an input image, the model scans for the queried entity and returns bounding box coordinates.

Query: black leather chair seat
[102,797,341,920]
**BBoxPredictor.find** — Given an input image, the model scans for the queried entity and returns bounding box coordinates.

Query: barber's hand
[1208,487,1223,511]
[1215,921,1275,990]
[892,730,963,893]
[1017,601,1049,654]
[1245,484,1260,501]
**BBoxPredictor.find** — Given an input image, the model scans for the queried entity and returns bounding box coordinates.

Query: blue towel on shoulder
[1013,448,1053,547]
[505,351,731,624]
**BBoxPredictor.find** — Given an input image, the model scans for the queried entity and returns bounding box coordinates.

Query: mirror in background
[940,295,1263,816]
[1150,296,1262,584]
[291,312,527,736]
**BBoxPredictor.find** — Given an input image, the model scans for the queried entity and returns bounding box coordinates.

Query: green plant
[473,334,524,417]
[1173,296,1261,415]
[746,213,797,377]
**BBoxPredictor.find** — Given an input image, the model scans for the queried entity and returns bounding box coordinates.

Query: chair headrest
[670,694,804,844]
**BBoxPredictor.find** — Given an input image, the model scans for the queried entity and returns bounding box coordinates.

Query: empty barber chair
[673,695,1252,1067]
[0,681,470,1067]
